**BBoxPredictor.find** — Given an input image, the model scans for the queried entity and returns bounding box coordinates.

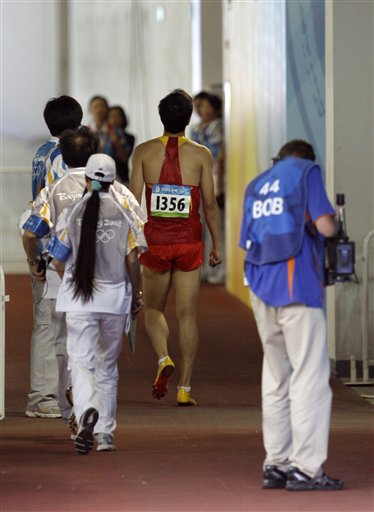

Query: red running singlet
[140,136,204,272]
[143,136,202,245]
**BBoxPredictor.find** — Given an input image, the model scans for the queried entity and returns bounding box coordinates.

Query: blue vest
[239,157,317,265]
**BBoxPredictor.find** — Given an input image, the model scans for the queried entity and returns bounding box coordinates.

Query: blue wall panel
[286,0,325,170]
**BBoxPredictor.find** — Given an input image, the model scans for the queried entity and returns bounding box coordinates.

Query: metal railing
[348,231,374,386]
[361,231,374,383]
[0,265,10,419]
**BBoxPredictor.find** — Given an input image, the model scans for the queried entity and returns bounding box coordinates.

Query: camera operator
[240,140,344,491]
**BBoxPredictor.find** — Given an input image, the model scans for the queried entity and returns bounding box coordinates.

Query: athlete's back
[134,136,211,187]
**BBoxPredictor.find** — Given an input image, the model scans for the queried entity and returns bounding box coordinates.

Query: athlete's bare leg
[142,266,172,359]
[172,267,201,388]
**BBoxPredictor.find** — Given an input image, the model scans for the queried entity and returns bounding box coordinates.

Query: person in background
[130,89,222,406]
[239,139,344,491]
[188,90,210,136]
[88,95,110,153]
[190,93,225,284]
[49,154,146,455]
[107,105,135,185]
[25,95,82,419]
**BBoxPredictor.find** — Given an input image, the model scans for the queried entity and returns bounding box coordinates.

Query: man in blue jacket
[240,140,344,491]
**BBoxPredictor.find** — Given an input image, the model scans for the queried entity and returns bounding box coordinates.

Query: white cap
[85,154,116,182]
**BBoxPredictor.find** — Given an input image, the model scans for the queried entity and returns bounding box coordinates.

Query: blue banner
[286,0,325,172]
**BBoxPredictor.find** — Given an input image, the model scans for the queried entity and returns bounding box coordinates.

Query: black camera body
[324,194,356,286]
[325,239,355,285]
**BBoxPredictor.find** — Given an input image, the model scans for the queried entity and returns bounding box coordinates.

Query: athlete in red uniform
[130,89,222,405]
[140,135,204,271]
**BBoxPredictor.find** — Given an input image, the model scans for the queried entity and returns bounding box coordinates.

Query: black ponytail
[71,190,100,301]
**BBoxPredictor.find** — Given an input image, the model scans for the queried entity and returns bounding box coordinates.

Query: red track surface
[1,275,373,512]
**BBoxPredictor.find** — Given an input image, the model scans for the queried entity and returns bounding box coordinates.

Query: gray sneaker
[25,402,61,419]
[95,433,116,452]
[286,467,344,491]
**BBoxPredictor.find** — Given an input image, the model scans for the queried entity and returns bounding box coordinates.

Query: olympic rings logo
[96,228,115,244]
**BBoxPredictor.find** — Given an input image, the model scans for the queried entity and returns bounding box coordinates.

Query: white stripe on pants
[66,311,127,434]
[250,291,332,478]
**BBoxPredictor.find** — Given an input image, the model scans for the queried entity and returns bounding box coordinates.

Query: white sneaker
[95,433,116,452]
[25,403,61,419]
[206,274,225,285]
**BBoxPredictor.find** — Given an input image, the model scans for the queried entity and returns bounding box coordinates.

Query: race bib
[150,184,191,218]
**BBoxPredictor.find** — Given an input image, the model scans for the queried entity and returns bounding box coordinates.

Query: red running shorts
[140,241,204,272]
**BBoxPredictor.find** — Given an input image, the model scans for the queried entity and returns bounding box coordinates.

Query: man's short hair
[158,89,193,133]
[59,126,98,168]
[276,140,316,162]
[43,96,83,136]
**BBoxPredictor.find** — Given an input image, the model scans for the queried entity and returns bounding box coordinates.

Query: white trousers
[66,312,127,435]
[27,279,59,409]
[250,291,332,478]
[27,279,72,421]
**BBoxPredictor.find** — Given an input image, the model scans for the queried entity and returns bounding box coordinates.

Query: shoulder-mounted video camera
[325,194,356,286]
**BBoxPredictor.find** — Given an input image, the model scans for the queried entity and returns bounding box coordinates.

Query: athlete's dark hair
[43,96,83,137]
[158,89,193,133]
[72,179,111,302]
[59,126,98,168]
[275,140,316,162]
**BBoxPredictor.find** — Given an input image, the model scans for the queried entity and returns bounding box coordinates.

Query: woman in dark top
[107,106,135,185]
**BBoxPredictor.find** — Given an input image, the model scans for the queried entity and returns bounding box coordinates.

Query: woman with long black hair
[50,154,146,455]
